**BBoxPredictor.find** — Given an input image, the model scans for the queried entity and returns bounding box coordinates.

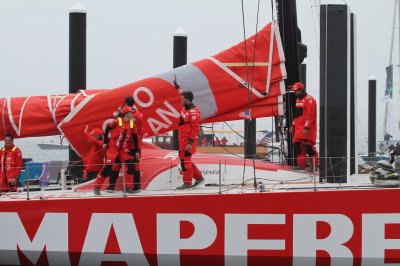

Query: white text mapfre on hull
[1,190,400,265]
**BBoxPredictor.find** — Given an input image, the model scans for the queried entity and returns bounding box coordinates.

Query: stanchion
[26,166,30,201]
[253,154,257,190]
[169,162,173,194]
[219,160,222,194]
[61,168,67,190]
[121,164,126,197]
[313,157,317,191]
[224,160,227,182]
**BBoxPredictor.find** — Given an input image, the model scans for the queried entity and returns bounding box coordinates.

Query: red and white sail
[0,22,286,156]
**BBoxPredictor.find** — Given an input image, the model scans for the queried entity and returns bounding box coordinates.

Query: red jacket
[83,132,105,172]
[293,94,317,143]
[178,103,200,154]
[0,145,22,189]
[128,109,143,151]
[105,118,138,155]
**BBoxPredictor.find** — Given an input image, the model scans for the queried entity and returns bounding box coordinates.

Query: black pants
[108,159,140,190]
[86,171,98,181]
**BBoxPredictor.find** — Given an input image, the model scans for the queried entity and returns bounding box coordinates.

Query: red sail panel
[59,65,285,156]
[0,90,101,139]
[212,22,286,94]
[203,104,283,123]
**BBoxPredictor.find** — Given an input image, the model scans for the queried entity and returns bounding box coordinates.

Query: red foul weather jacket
[83,132,105,173]
[0,145,22,190]
[293,93,317,143]
[104,118,138,156]
[128,109,143,151]
[179,103,201,154]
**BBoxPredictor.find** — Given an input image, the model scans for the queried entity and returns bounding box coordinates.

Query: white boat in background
[37,135,69,150]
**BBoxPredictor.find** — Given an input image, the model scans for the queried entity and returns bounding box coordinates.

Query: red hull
[0,189,399,265]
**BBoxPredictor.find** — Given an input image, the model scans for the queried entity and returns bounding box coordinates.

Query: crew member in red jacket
[107,100,143,193]
[82,126,105,181]
[93,107,139,195]
[176,90,204,189]
[0,133,22,192]
[289,82,319,171]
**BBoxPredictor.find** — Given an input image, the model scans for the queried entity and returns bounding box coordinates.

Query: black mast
[276,0,307,165]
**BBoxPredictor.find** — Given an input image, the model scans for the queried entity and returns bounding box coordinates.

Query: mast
[275,0,307,166]
[398,0,400,136]
[384,0,397,137]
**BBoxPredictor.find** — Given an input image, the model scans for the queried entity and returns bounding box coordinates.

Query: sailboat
[0,2,399,265]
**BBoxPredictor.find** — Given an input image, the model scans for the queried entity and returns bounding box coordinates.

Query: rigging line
[240,0,251,183]
[224,122,245,139]
[249,0,261,89]
[211,123,244,159]
[356,115,368,142]
[240,0,251,91]
[315,0,321,16]
[324,4,328,179]
[271,0,275,20]
[309,0,320,54]
[1,99,6,135]
[389,0,397,65]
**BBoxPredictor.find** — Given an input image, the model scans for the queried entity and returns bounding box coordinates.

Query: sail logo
[201,169,220,175]
[133,86,180,136]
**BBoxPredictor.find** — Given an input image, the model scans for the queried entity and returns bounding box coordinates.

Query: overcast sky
[0,0,398,143]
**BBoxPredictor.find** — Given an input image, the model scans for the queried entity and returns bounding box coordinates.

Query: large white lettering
[148,117,169,135]
[225,214,285,266]
[134,87,154,108]
[293,214,354,266]
[0,212,69,265]
[157,213,217,266]
[362,214,400,266]
[79,213,149,266]
[4,210,399,264]
[147,101,180,134]
[156,101,180,126]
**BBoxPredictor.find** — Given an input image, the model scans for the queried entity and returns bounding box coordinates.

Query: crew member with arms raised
[82,126,105,181]
[107,97,143,193]
[93,107,139,195]
[173,75,204,189]
[0,133,22,192]
[289,82,319,171]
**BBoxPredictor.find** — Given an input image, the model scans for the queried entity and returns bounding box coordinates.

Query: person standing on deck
[93,107,139,195]
[82,126,105,181]
[173,76,204,190]
[107,99,143,193]
[289,82,319,171]
[0,133,22,192]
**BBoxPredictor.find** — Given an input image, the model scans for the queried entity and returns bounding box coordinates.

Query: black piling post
[69,2,86,180]
[368,77,377,157]
[172,28,187,151]
[244,119,256,158]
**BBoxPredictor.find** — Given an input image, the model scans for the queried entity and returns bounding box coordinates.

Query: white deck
[0,173,377,201]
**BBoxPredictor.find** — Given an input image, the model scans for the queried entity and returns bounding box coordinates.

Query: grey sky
[0,0,397,144]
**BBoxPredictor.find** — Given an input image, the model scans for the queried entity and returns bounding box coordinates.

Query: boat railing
[0,155,381,201]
